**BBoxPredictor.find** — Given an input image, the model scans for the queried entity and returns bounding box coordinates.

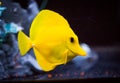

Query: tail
[18,31,32,56]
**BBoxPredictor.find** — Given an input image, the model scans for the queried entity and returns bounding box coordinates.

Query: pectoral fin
[62,50,68,64]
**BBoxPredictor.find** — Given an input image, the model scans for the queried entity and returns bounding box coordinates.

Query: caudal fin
[18,31,32,56]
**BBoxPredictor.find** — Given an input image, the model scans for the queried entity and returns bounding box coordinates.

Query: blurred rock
[9,65,33,77]
[0,50,7,64]
[27,0,39,21]
[0,62,8,79]
[1,44,10,53]
[0,19,6,42]
[19,54,42,71]
[0,50,5,57]
[0,0,40,80]
[1,0,39,35]
[73,43,98,70]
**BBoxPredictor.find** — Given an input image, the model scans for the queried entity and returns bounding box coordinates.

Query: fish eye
[70,37,74,43]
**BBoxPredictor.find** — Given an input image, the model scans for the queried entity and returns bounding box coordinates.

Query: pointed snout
[78,46,87,56]
[76,46,87,56]
[67,43,87,56]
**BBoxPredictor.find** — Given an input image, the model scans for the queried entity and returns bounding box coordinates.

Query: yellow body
[18,9,86,72]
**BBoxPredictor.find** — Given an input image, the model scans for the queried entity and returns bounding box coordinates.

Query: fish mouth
[76,46,87,56]
[68,46,87,56]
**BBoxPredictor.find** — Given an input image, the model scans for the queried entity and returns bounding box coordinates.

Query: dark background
[14,0,120,46]
[45,0,120,46]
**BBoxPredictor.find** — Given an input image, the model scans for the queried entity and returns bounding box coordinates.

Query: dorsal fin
[30,9,70,40]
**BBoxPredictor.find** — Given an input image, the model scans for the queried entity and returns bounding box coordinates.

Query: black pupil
[70,37,74,43]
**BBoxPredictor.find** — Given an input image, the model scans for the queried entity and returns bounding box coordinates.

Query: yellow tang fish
[18,9,86,72]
